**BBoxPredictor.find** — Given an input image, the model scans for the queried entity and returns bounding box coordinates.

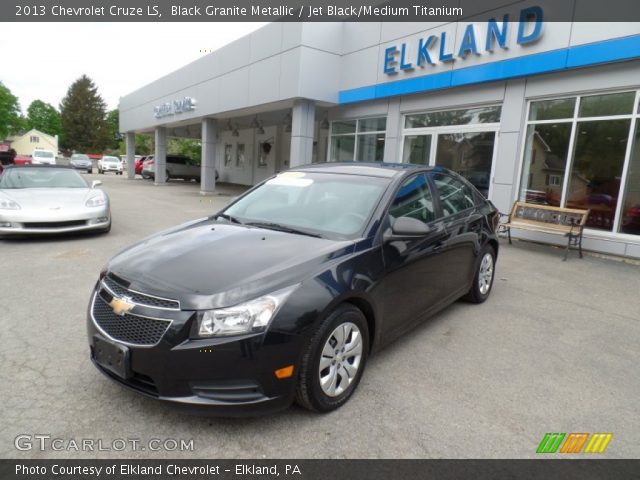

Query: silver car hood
[0,188,94,209]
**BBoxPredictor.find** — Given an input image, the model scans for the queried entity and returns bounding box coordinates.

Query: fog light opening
[274,365,294,379]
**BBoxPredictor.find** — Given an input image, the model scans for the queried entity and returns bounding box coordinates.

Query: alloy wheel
[319,322,363,397]
[478,252,494,295]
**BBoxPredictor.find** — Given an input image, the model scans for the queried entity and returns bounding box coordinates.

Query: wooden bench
[498,202,590,260]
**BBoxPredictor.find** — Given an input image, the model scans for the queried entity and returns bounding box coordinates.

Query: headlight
[0,198,20,210]
[196,285,298,337]
[86,195,106,207]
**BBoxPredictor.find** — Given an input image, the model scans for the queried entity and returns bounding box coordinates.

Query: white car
[31,149,56,165]
[98,156,123,175]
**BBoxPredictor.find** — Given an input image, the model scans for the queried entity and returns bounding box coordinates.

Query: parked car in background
[70,154,93,173]
[13,156,32,166]
[0,165,111,236]
[135,156,146,175]
[142,155,218,182]
[31,149,56,165]
[98,156,123,175]
[141,155,154,179]
[86,163,499,415]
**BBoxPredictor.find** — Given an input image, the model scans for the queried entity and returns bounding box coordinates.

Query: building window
[30,136,39,143]
[329,117,386,162]
[404,105,501,129]
[401,105,502,197]
[518,91,640,235]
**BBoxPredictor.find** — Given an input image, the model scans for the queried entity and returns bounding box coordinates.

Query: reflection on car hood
[108,219,354,310]
[0,188,94,208]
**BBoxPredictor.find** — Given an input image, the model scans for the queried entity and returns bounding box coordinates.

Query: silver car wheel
[319,322,363,397]
[478,252,494,295]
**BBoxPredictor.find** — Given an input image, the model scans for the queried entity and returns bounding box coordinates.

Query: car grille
[23,220,87,229]
[102,276,180,310]
[92,294,171,346]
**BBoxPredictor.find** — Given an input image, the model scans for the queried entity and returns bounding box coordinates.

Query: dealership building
[119,10,640,258]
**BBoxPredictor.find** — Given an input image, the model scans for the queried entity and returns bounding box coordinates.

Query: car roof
[290,162,440,178]
[3,164,71,169]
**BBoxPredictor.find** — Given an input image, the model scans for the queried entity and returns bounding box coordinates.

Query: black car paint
[87,163,499,415]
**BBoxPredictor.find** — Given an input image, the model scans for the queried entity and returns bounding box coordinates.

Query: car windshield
[34,151,54,158]
[0,168,88,189]
[103,157,120,163]
[223,171,390,239]
[72,154,89,160]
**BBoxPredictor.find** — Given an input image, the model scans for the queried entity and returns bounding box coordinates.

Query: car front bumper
[0,207,110,235]
[86,286,300,416]
[70,163,92,170]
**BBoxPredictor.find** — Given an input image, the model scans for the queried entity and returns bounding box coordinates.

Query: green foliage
[105,109,122,150]
[26,100,62,139]
[59,75,110,152]
[0,82,24,139]
[168,137,202,163]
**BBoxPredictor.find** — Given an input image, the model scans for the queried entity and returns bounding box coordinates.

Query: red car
[135,156,146,175]
[14,155,32,166]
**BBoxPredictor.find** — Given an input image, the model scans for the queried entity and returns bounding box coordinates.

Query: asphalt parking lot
[1,173,639,459]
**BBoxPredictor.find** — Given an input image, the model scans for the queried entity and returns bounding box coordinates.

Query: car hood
[0,188,95,208]
[107,219,355,310]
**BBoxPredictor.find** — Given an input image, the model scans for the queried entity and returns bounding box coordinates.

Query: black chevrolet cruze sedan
[87,163,499,415]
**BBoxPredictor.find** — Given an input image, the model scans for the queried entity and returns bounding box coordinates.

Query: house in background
[9,129,58,156]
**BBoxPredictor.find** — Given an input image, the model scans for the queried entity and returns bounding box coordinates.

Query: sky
[0,22,267,114]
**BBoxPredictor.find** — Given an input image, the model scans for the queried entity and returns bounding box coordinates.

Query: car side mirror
[91,180,102,189]
[386,216,430,240]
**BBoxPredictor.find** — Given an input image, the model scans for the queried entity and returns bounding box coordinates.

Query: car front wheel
[463,244,496,304]
[296,304,369,412]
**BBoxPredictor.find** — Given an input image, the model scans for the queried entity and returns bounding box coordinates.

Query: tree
[0,82,24,139]
[59,75,110,151]
[26,100,62,138]
[105,109,122,150]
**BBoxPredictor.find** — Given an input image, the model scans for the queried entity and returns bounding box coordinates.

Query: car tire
[166,170,171,181]
[87,169,92,174]
[463,244,496,304]
[296,304,369,413]
[101,222,111,234]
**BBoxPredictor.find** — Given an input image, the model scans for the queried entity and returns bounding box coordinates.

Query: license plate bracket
[93,335,131,379]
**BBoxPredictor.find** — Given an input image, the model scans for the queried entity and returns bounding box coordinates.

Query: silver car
[0,165,111,236]
[69,153,93,173]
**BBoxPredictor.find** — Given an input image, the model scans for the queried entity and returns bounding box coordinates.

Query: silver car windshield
[72,154,89,160]
[34,151,54,158]
[223,171,390,239]
[0,168,88,189]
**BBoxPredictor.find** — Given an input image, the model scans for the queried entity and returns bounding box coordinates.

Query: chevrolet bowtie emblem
[109,296,135,316]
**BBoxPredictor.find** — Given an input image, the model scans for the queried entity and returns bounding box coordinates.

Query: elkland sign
[154,96,197,119]
[383,6,544,74]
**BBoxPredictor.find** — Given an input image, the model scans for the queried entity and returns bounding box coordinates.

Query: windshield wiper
[214,213,244,225]
[245,221,322,238]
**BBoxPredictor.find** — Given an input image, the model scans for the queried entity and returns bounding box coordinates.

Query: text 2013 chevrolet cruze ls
[87,163,499,415]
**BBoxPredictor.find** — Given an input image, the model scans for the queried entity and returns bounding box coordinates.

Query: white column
[289,99,315,168]
[154,127,167,185]
[125,132,136,179]
[201,118,218,195]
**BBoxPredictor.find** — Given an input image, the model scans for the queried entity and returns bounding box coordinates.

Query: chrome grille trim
[90,293,173,348]
[101,276,180,311]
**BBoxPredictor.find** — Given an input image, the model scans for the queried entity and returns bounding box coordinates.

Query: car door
[430,172,481,295]
[379,173,449,340]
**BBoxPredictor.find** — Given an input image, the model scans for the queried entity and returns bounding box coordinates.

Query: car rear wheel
[296,304,369,412]
[463,244,496,304]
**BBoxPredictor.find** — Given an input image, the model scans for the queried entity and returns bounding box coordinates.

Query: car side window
[389,174,437,225]
[432,173,476,217]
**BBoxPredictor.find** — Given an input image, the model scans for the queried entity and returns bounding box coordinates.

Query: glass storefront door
[401,129,498,197]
